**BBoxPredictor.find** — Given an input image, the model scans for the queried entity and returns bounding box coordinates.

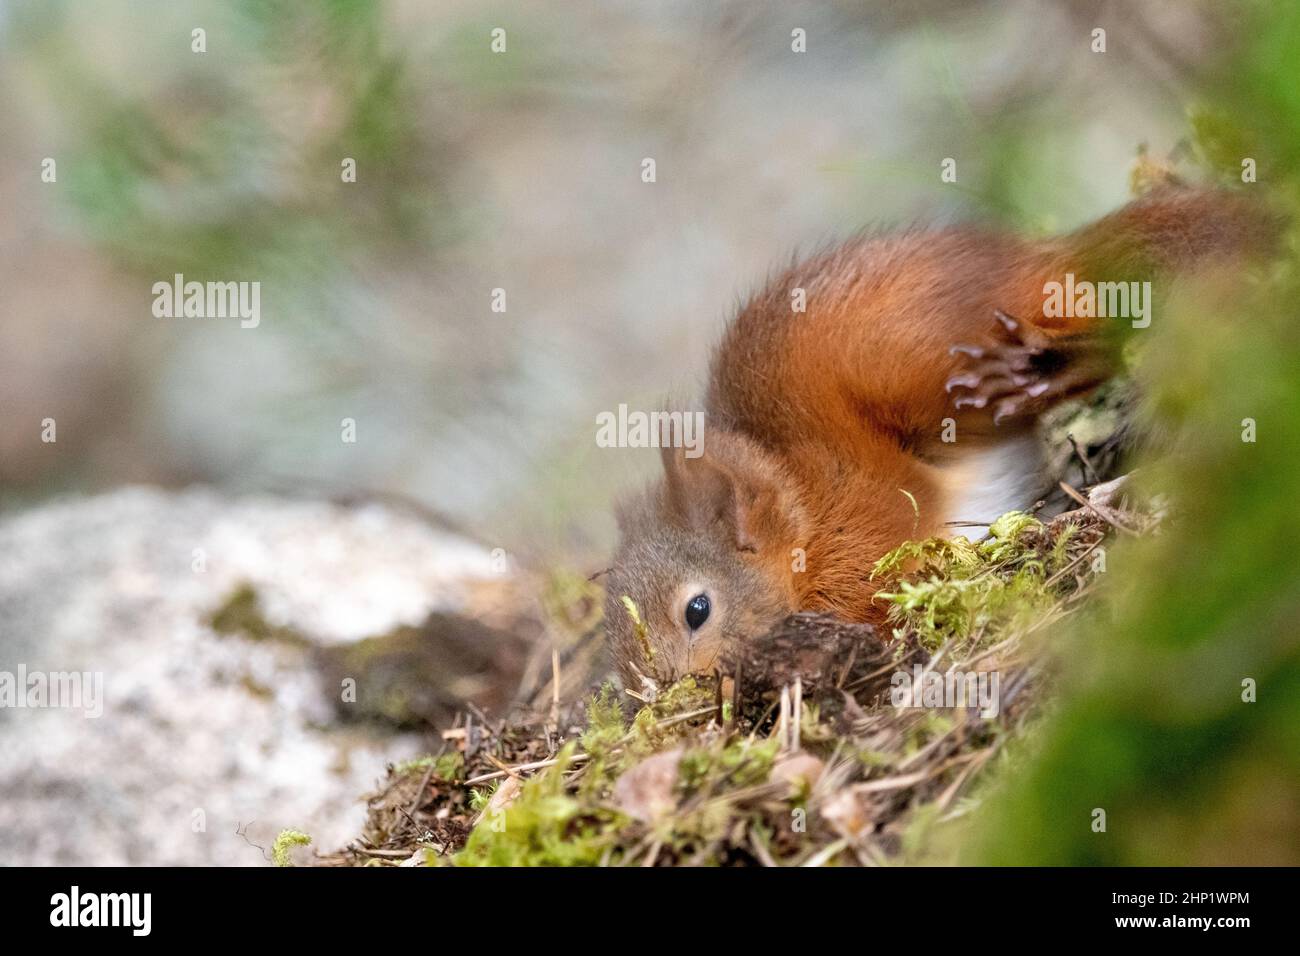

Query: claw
[993,399,1018,425]
[994,309,1019,332]
[945,372,980,392]
[949,344,985,358]
[954,394,987,409]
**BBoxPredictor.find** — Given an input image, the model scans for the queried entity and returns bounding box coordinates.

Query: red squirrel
[604,186,1276,693]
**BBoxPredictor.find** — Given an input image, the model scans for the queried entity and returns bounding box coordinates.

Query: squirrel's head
[604,431,806,695]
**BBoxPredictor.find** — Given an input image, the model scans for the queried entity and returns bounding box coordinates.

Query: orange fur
[605,187,1278,684]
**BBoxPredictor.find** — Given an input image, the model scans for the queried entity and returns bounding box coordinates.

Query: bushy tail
[1059,185,1284,278]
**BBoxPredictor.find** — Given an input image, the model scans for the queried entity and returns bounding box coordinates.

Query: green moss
[872,534,981,580]
[900,803,943,863]
[678,737,780,792]
[271,829,312,867]
[436,752,466,781]
[455,743,621,866]
[314,612,521,728]
[451,676,749,865]
[207,583,308,646]
[238,674,274,699]
[468,783,496,814]
[646,735,784,857]
[541,569,604,636]
[627,676,718,756]
[798,701,835,745]
[648,675,716,716]
[392,751,465,782]
[872,511,1073,649]
[965,13,1300,863]
[573,683,629,800]
[579,683,626,756]
[981,512,1051,562]
[392,755,436,775]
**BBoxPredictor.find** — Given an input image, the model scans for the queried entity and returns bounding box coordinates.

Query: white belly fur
[935,433,1046,540]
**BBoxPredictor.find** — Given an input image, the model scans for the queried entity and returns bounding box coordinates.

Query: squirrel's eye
[684,593,711,630]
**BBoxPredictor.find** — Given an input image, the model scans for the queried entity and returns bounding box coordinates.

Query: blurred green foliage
[965,0,1300,865]
[20,0,450,280]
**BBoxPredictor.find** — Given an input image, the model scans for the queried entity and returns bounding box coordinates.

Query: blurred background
[0,0,1233,564]
[4,0,1295,866]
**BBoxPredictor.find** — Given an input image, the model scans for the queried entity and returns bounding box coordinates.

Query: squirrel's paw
[946,310,1108,425]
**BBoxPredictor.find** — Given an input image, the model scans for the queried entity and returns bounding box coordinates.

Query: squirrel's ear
[660,444,737,537]
[660,440,800,554]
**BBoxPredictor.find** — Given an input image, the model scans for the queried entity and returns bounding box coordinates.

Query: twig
[481,751,524,779]
[406,763,437,820]
[792,677,803,752]
[1043,532,1108,589]
[464,753,590,786]
[235,822,271,863]
[1058,481,1141,535]
[1067,432,1100,484]
[549,644,561,728]
[354,847,421,859]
